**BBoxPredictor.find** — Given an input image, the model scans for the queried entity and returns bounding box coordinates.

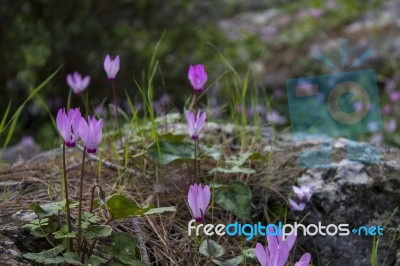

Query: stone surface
[274,137,400,266]
[0,211,42,265]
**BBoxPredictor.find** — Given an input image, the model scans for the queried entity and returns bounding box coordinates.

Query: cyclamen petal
[292,185,313,203]
[255,243,268,266]
[56,108,82,147]
[276,243,289,266]
[187,183,210,222]
[185,110,196,138]
[185,110,207,139]
[66,72,90,95]
[257,227,298,266]
[295,253,312,266]
[188,64,208,93]
[289,199,306,211]
[104,54,120,80]
[79,116,103,153]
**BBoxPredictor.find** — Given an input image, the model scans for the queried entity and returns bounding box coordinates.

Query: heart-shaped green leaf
[147,140,193,164]
[105,194,152,220]
[215,181,252,220]
[84,225,112,240]
[199,239,225,258]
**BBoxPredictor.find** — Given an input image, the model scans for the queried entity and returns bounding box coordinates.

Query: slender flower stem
[77,147,86,258]
[194,139,197,183]
[62,142,73,251]
[90,185,102,213]
[111,80,123,147]
[202,214,212,265]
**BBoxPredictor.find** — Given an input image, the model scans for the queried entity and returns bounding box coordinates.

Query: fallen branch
[132,218,150,263]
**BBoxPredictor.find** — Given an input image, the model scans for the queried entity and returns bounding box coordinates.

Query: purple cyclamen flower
[371,133,383,144]
[78,116,103,153]
[266,110,287,125]
[389,91,400,103]
[385,119,397,133]
[382,104,392,115]
[66,72,90,95]
[56,108,82,147]
[289,185,313,212]
[255,227,297,266]
[185,110,206,140]
[188,64,208,93]
[103,55,120,80]
[188,184,211,222]
[295,253,312,266]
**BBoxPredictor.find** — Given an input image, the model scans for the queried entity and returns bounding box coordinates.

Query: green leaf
[23,218,58,238]
[160,133,186,142]
[225,152,266,167]
[86,256,107,265]
[106,232,148,266]
[30,200,77,219]
[63,252,80,263]
[53,225,76,239]
[215,181,252,220]
[199,239,225,258]
[143,206,176,215]
[199,145,222,161]
[243,248,257,260]
[147,140,194,164]
[208,182,227,189]
[213,255,243,266]
[208,166,256,174]
[78,212,102,229]
[105,194,152,220]
[64,252,106,265]
[84,225,112,240]
[23,245,65,265]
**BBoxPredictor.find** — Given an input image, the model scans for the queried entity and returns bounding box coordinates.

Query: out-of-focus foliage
[0,0,264,146]
[2,0,397,148]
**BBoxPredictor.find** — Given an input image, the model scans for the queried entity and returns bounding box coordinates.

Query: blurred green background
[1,0,399,149]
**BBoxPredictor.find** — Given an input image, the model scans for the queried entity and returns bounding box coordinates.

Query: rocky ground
[0,123,399,265]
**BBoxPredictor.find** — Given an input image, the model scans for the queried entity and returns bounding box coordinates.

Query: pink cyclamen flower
[188,64,208,93]
[103,55,120,80]
[79,116,103,153]
[66,72,90,95]
[295,253,312,266]
[256,227,297,266]
[289,185,313,212]
[185,110,206,140]
[188,183,211,222]
[56,108,82,147]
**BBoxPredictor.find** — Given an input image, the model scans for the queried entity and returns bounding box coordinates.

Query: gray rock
[279,137,400,266]
[0,210,48,265]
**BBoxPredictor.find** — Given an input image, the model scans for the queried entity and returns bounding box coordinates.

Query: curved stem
[62,142,73,251]
[77,147,86,259]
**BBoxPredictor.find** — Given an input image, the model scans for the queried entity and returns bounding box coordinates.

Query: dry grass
[0,123,305,265]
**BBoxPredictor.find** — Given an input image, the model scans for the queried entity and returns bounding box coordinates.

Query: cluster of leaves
[146,131,266,221]
[23,194,175,265]
[199,239,257,266]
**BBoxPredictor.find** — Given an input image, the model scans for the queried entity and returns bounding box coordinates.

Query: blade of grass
[0,65,62,138]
